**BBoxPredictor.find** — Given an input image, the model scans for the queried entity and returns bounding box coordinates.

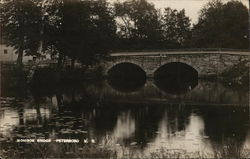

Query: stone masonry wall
[103,53,249,78]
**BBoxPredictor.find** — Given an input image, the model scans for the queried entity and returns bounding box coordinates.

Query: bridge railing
[109,48,250,56]
[110,48,249,53]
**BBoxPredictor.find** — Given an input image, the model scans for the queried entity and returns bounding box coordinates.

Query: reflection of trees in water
[18,91,194,149]
[2,81,249,157]
[134,105,192,148]
[1,75,28,98]
[84,104,249,154]
[75,103,193,148]
[3,83,86,140]
[19,85,250,145]
[9,100,89,140]
[199,106,249,158]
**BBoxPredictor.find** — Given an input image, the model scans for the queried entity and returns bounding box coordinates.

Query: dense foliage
[192,0,249,49]
[0,0,42,66]
[0,0,248,67]
[114,0,192,49]
[42,0,116,68]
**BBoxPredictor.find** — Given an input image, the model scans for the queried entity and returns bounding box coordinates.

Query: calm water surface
[0,76,249,157]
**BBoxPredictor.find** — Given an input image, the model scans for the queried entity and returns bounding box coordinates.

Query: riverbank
[1,62,249,90]
[220,61,249,90]
[0,141,249,159]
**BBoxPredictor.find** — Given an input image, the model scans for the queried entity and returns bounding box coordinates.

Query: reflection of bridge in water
[1,73,249,157]
[85,79,249,107]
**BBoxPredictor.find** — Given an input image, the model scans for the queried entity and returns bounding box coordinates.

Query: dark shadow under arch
[107,62,146,93]
[154,62,198,94]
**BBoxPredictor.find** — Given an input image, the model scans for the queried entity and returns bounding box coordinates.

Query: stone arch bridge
[103,51,249,78]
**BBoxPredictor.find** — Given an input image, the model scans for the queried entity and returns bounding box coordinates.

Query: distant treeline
[0,0,248,67]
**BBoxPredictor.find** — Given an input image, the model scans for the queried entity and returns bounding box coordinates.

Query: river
[0,76,249,158]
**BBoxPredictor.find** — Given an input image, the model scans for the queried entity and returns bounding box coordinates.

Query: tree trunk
[71,58,75,68]
[17,48,23,68]
[35,104,42,124]
[57,52,63,69]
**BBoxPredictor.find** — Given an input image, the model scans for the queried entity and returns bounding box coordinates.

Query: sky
[109,0,249,24]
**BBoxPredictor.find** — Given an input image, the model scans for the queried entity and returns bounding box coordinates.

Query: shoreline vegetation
[0,141,250,159]
[220,61,249,90]
[1,61,248,90]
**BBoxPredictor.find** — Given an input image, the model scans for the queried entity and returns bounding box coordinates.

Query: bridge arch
[105,60,145,75]
[107,62,146,78]
[151,58,201,78]
[154,62,198,79]
[107,62,146,92]
[153,62,198,94]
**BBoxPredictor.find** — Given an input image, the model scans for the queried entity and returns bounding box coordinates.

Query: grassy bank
[29,65,105,87]
[0,142,249,159]
[0,143,116,159]
[220,61,249,90]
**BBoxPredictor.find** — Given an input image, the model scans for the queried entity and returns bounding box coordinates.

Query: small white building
[0,44,34,63]
[0,25,46,63]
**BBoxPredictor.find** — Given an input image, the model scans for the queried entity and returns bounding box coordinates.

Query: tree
[42,0,64,68]
[192,0,248,49]
[74,0,117,66]
[114,0,162,49]
[43,0,116,68]
[0,0,42,67]
[161,8,191,48]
